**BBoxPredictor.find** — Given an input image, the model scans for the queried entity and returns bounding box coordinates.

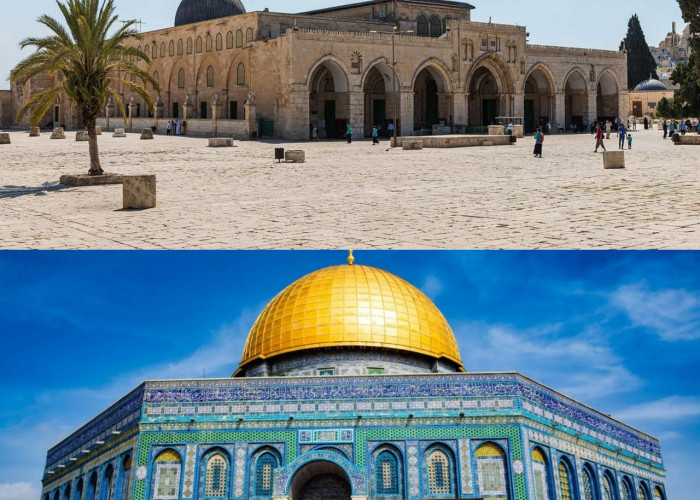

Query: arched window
[62,484,71,500]
[475,442,508,498]
[443,17,450,34]
[203,453,228,498]
[582,466,596,500]
[254,453,277,496]
[86,472,98,500]
[237,63,245,85]
[119,455,132,500]
[426,449,453,495]
[169,40,174,56]
[177,39,183,55]
[196,36,202,53]
[153,71,159,90]
[76,479,84,500]
[160,42,166,58]
[226,31,234,49]
[54,491,60,500]
[246,28,254,41]
[620,479,633,500]
[375,450,399,496]
[100,464,114,500]
[558,461,574,500]
[187,37,193,54]
[638,484,649,500]
[206,34,212,52]
[236,29,243,48]
[206,66,214,88]
[178,69,185,89]
[417,14,429,36]
[531,448,551,500]
[430,15,442,37]
[152,42,157,59]
[653,487,664,500]
[602,473,617,500]
[216,33,222,50]
[152,449,182,500]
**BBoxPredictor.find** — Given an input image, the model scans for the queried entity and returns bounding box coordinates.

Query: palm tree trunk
[86,116,104,176]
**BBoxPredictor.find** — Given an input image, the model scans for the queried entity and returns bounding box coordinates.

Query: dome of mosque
[235,258,463,375]
[634,78,668,92]
[174,0,246,27]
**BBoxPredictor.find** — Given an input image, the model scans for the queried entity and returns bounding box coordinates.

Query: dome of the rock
[175,0,246,27]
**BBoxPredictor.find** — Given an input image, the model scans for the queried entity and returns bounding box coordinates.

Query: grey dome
[175,0,246,27]
[633,78,668,92]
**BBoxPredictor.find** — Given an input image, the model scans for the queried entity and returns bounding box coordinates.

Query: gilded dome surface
[237,264,463,373]
[175,0,246,27]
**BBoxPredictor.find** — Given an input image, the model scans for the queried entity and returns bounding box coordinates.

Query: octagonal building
[40,257,667,500]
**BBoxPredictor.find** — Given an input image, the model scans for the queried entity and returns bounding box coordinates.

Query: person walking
[312,124,319,141]
[680,121,686,135]
[371,125,379,145]
[594,125,606,152]
[632,117,637,130]
[533,128,544,158]
[662,120,668,139]
[605,120,612,139]
[618,124,627,150]
[346,123,353,144]
[627,132,633,150]
[387,122,394,138]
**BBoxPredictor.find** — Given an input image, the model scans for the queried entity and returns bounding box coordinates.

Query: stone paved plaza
[0,128,698,249]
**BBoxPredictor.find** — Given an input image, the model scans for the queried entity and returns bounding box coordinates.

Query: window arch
[638,483,649,500]
[653,487,664,500]
[178,68,185,89]
[76,479,84,500]
[177,39,183,55]
[187,37,193,54]
[62,483,71,500]
[206,34,212,52]
[151,42,157,59]
[201,451,228,498]
[196,36,202,53]
[374,450,400,496]
[620,478,633,500]
[582,465,597,500]
[531,448,552,500]
[119,455,132,500]
[236,29,243,47]
[86,472,98,500]
[100,464,115,500]
[54,490,60,500]
[475,442,508,499]
[216,33,222,50]
[237,63,245,85]
[206,66,214,88]
[160,42,166,58]
[417,14,429,36]
[602,473,617,500]
[246,28,254,41]
[152,449,182,500]
[558,460,574,500]
[254,453,277,497]
[226,31,234,49]
[429,15,442,37]
[169,40,174,56]
[426,448,454,495]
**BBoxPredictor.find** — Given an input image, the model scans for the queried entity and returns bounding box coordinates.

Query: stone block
[51,127,66,139]
[675,135,700,145]
[482,141,493,147]
[402,140,423,150]
[29,127,40,137]
[285,150,305,162]
[512,124,524,138]
[488,125,505,135]
[140,128,154,140]
[208,137,235,147]
[95,126,102,135]
[0,133,10,145]
[123,175,156,209]
[76,131,89,141]
[603,151,625,169]
[60,173,124,186]
[113,128,126,138]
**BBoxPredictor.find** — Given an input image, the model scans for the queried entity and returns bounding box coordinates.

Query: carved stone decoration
[350,50,363,74]
[245,90,256,106]
[451,53,458,73]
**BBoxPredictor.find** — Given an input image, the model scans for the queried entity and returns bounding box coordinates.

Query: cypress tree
[620,14,658,89]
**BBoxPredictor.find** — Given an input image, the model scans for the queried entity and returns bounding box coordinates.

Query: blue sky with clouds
[0,251,698,500]
[0,0,686,90]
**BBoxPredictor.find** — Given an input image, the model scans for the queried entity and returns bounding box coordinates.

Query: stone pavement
[0,129,698,249]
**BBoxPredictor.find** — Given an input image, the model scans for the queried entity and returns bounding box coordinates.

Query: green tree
[671,53,700,115]
[655,97,682,118]
[677,0,700,80]
[620,14,658,89]
[11,0,159,175]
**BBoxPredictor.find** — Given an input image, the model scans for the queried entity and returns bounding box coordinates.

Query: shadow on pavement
[0,182,71,199]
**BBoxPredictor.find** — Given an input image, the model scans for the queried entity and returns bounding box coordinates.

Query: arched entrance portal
[468,66,502,126]
[524,67,554,133]
[363,64,395,137]
[290,461,352,500]
[413,66,450,132]
[564,70,589,130]
[309,60,350,139]
[597,71,619,122]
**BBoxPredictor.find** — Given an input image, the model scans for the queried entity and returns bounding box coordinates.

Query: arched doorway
[309,60,350,139]
[468,66,501,126]
[524,66,554,133]
[413,66,450,133]
[564,70,589,130]
[597,71,619,122]
[290,461,352,500]
[363,62,397,137]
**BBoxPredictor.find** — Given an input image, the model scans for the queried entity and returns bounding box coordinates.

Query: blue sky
[0,0,686,90]
[0,251,698,500]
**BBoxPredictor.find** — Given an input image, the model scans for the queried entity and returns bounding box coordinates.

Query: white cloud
[611,283,700,341]
[0,482,40,500]
[613,396,700,423]
[421,275,443,301]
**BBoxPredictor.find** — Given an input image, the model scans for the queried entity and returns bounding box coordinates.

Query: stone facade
[0,90,13,128]
[9,0,628,139]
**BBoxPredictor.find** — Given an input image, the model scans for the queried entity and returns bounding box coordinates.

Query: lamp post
[370,26,413,146]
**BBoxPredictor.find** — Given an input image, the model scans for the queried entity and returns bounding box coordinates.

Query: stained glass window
[375,451,398,495]
[255,454,276,496]
[621,480,632,500]
[427,450,451,494]
[603,475,615,500]
[204,454,227,497]
[638,485,647,500]
[558,462,572,500]
[582,467,595,500]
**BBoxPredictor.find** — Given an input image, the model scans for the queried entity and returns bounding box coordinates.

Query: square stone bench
[402,140,423,150]
[208,138,235,147]
[51,127,66,139]
[29,127,40,137]
[123,175,156,209]
[285,150,305,163]
[95,126,102,135]
[113,128,126,138]
[603,151,625,169]
[140,128,154,140]
[675,135,700,145]
[0,133,10,145]
[76,131,89,141]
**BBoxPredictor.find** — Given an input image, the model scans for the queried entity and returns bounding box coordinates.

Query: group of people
[661,119,700,139]
[310,121,395,144]
[165,120,186,136]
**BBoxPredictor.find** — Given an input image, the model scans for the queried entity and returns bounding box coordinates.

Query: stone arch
[289,460,353,500]
[370,444,404,498]
[466,54,514,126]
[308,56,352,138]
[596,68,620,121]
[196,55,222,118]
[412,58,453,130]
[168,60,191,118]
[523,63,556,133]
[563,67,589,130]
[362,58,399,136]
[196,55,221,89]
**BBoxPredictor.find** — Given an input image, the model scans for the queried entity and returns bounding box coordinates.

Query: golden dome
[236,263,463,374]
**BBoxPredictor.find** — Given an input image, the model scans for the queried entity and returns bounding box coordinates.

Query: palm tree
[12,0,160,175]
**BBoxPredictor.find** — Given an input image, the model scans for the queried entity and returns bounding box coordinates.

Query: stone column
[183,95,193,123]
[587,90,597,123]
[244,99,257,139]
[452,91,468,127]
[348,90,364,139]
[154,95,163,132]
[128,97,136,132]
[105,99,114,132]
[399,90,414,136]
[619,90,630,119]
[555,92,566,129]
[285,87,310,141]
[512,93,525,120]
[212,94,223,137]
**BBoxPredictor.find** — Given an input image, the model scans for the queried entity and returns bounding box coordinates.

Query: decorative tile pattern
[458,439,473,495]
[233,444,246,498]
[407,441,419,497]
[477,457,507,496]
[182,445,195,498]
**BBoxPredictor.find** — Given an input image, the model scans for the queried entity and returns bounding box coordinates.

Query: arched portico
[362,59,398,137]
[466,55,514,127]
[412,60,452,133]
[596,70,619,122]
[564,68,589,130]
[524,64,555,133]
[308,57,351,139]
[290,461,352,500]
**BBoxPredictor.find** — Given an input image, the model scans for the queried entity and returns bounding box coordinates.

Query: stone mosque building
[9,0,629,138]
[41,255,667,500]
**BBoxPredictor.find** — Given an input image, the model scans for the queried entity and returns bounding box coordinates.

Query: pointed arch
[523,62,556,132]
[424,445,456,496]
[602,471,618,500]
[371,444,403,497]
[417,14,429,37]
[246,28,254,42]
[465,53,515,95]
[119,454,133,500]
[581,463,597,500]
[620,477,634,500]
[596,68,620,119]
[216,33,223,51]
[557,458,575,500]
[199,447,230,499]
[177,39,183,55]
[206,34,212,52]
[530,447,553,500]
[236,29,243,48]
[152,449,182,500]
[226,31,234,49]
[168,40,174,57]
[475,442,509,499]
[249,446,282,498]
[307,55,352,93]
[563,67,589,129]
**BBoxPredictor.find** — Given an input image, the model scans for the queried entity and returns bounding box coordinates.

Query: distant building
[649,22,691,89]
[629,79,674,118]
[9,0,628,137]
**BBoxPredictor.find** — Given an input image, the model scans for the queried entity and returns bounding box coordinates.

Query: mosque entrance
[596,71,619,122]
[524,66,555,133]
[468,66,501,126]
[564,70,589,130]
[309,60,350,139]
[290,461,352,500]
[414,67,448,132]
